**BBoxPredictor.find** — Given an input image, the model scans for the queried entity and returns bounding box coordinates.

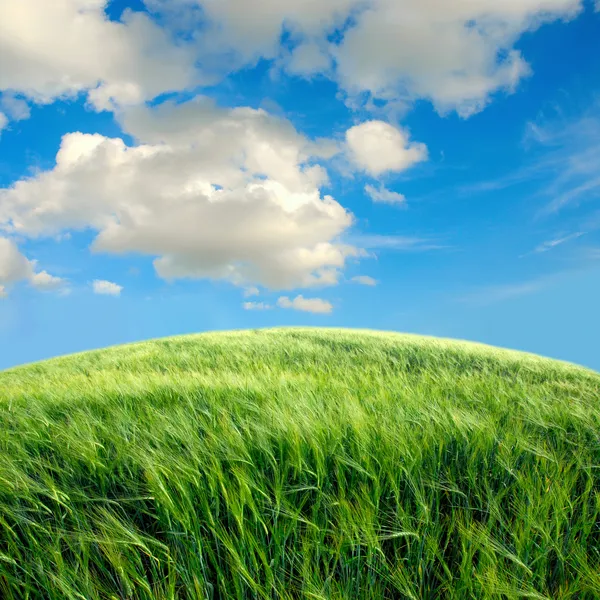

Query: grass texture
[0,327,599,599]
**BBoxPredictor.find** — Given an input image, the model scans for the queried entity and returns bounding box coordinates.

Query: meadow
[0,328,598,599]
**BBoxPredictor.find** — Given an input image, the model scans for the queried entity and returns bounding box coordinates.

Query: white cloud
[351,275,378,286]
[243,286,260,297]
[0,0,199,113]
[92,279,123,296]
[0,94,31,121]
[283,41,332,78]
[0,285,6,298]
[30,270,67,290]
[364,183,406,205]
[0,236,66,295]
[243,301,272,310]
[158,0,583,117]
[458,271,574,305]
[473,105,600,216]
[0,98,364,291]
[346,234,447,252]
[532,231,586,253]
[0,112,7,134]
[346,121,427,176]
[0,237,32,284]
[277,294,333,314]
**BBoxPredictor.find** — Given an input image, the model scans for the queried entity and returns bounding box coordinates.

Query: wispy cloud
[243,301,271,310]
[350,275,378,286]
[458,278,550,306]
[459,104,600,217]
[243,286,260,298]
[347,234,449,252]
[456,265,592,306]
[521,231,587,257]
[364,184,407,206]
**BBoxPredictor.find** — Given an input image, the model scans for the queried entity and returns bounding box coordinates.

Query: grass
[0,327,599,599]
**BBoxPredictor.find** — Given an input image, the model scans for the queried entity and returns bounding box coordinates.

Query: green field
[0,328,599,599]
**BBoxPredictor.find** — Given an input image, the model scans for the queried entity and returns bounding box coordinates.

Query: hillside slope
[0,328,599,599]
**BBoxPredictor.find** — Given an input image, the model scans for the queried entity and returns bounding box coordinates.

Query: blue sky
[1,0,600,371]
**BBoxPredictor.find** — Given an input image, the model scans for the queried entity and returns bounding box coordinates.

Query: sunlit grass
[0,327,599,599]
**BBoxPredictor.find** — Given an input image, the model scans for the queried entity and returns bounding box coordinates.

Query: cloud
[459,280,546,305]
[158,0,583,117]
[30,270,67,290]
[283,41,333,78]
[0,93,31,121]
[0,97,364,291]
[0,237,32,284]
[346,121,427,177]
[0,0,199,114]
[277,294,333,314]
[0,112,7,134]
[364,183,406,206]
[0,236,66,295]
[462,103,600,216]
[532,231,586,254]
[347,234,447,252]
[525,106,600,215]
[243,286,260,298]
[92,279,122,296]
[350,275,378,286]
[457,270,573,305]
[243,301,272,310]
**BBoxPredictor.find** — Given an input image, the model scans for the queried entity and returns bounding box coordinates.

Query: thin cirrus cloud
[532,232,587,254]
[460,105,600,217]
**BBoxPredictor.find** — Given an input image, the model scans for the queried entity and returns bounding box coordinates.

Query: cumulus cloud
[0,98,364,291]
[351,275,378,286]
[92,279,123,296]
[30,270,67,290]
[157,0,583,116]
[0,236,66,295]
[346,121,427,176]
[277,294,333,314]
[364,184,406,205]
[243,301,272,310]
[0,0,199,114]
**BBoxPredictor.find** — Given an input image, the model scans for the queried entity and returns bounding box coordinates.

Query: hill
[0,328,599,599]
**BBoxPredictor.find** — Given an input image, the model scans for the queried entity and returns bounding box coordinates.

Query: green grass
[0,327,599,599]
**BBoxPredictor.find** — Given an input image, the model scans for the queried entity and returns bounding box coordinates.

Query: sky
[1,0,600,372]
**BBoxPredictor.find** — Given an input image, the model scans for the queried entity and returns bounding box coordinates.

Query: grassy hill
[0,328,599,599]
